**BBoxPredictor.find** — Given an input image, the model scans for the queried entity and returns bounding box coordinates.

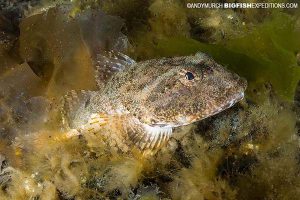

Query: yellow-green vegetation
[1,93,299,200]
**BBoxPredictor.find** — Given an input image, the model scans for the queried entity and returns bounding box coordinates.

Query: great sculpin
[62,51,247,154]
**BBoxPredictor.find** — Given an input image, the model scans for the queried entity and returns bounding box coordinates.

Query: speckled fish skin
[63,52,247,153]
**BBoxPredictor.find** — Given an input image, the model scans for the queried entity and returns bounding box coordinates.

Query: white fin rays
[127,123,172,151]
[96,50,135,72]
[141,124,173,151]
[95,50,136,89]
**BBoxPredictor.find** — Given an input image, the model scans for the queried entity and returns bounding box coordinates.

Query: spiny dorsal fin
[128,124,173,151]
[94,51,136,89]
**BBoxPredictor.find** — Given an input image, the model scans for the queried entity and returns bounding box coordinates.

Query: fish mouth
[199,91,245,121]
[204,91,245,118]
[161,91,245,128]
[221,91,245,111]
[147,92,245,128]
[191,91,245,125]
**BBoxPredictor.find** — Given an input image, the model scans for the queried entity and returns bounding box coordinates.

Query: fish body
[63,52,247,153]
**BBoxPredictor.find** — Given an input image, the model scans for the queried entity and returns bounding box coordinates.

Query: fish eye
[185,71,195,80]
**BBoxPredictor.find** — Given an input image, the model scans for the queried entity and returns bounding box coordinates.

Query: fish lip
[235,91,245,103]
[239,91,245,100]
[148,123,175,128]
[148,120,190,128]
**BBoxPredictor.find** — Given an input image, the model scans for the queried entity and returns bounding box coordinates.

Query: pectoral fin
[128,124,173,151]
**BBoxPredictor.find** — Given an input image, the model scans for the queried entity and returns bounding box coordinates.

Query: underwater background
[0,0,300,199]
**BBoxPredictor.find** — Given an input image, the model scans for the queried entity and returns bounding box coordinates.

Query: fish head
[113,52,247,127]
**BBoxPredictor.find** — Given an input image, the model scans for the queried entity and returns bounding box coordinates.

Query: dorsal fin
[127,124,173,151]
[94,51,136,89]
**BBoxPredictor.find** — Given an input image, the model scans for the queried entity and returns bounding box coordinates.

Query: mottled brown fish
[63,52,247,153]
